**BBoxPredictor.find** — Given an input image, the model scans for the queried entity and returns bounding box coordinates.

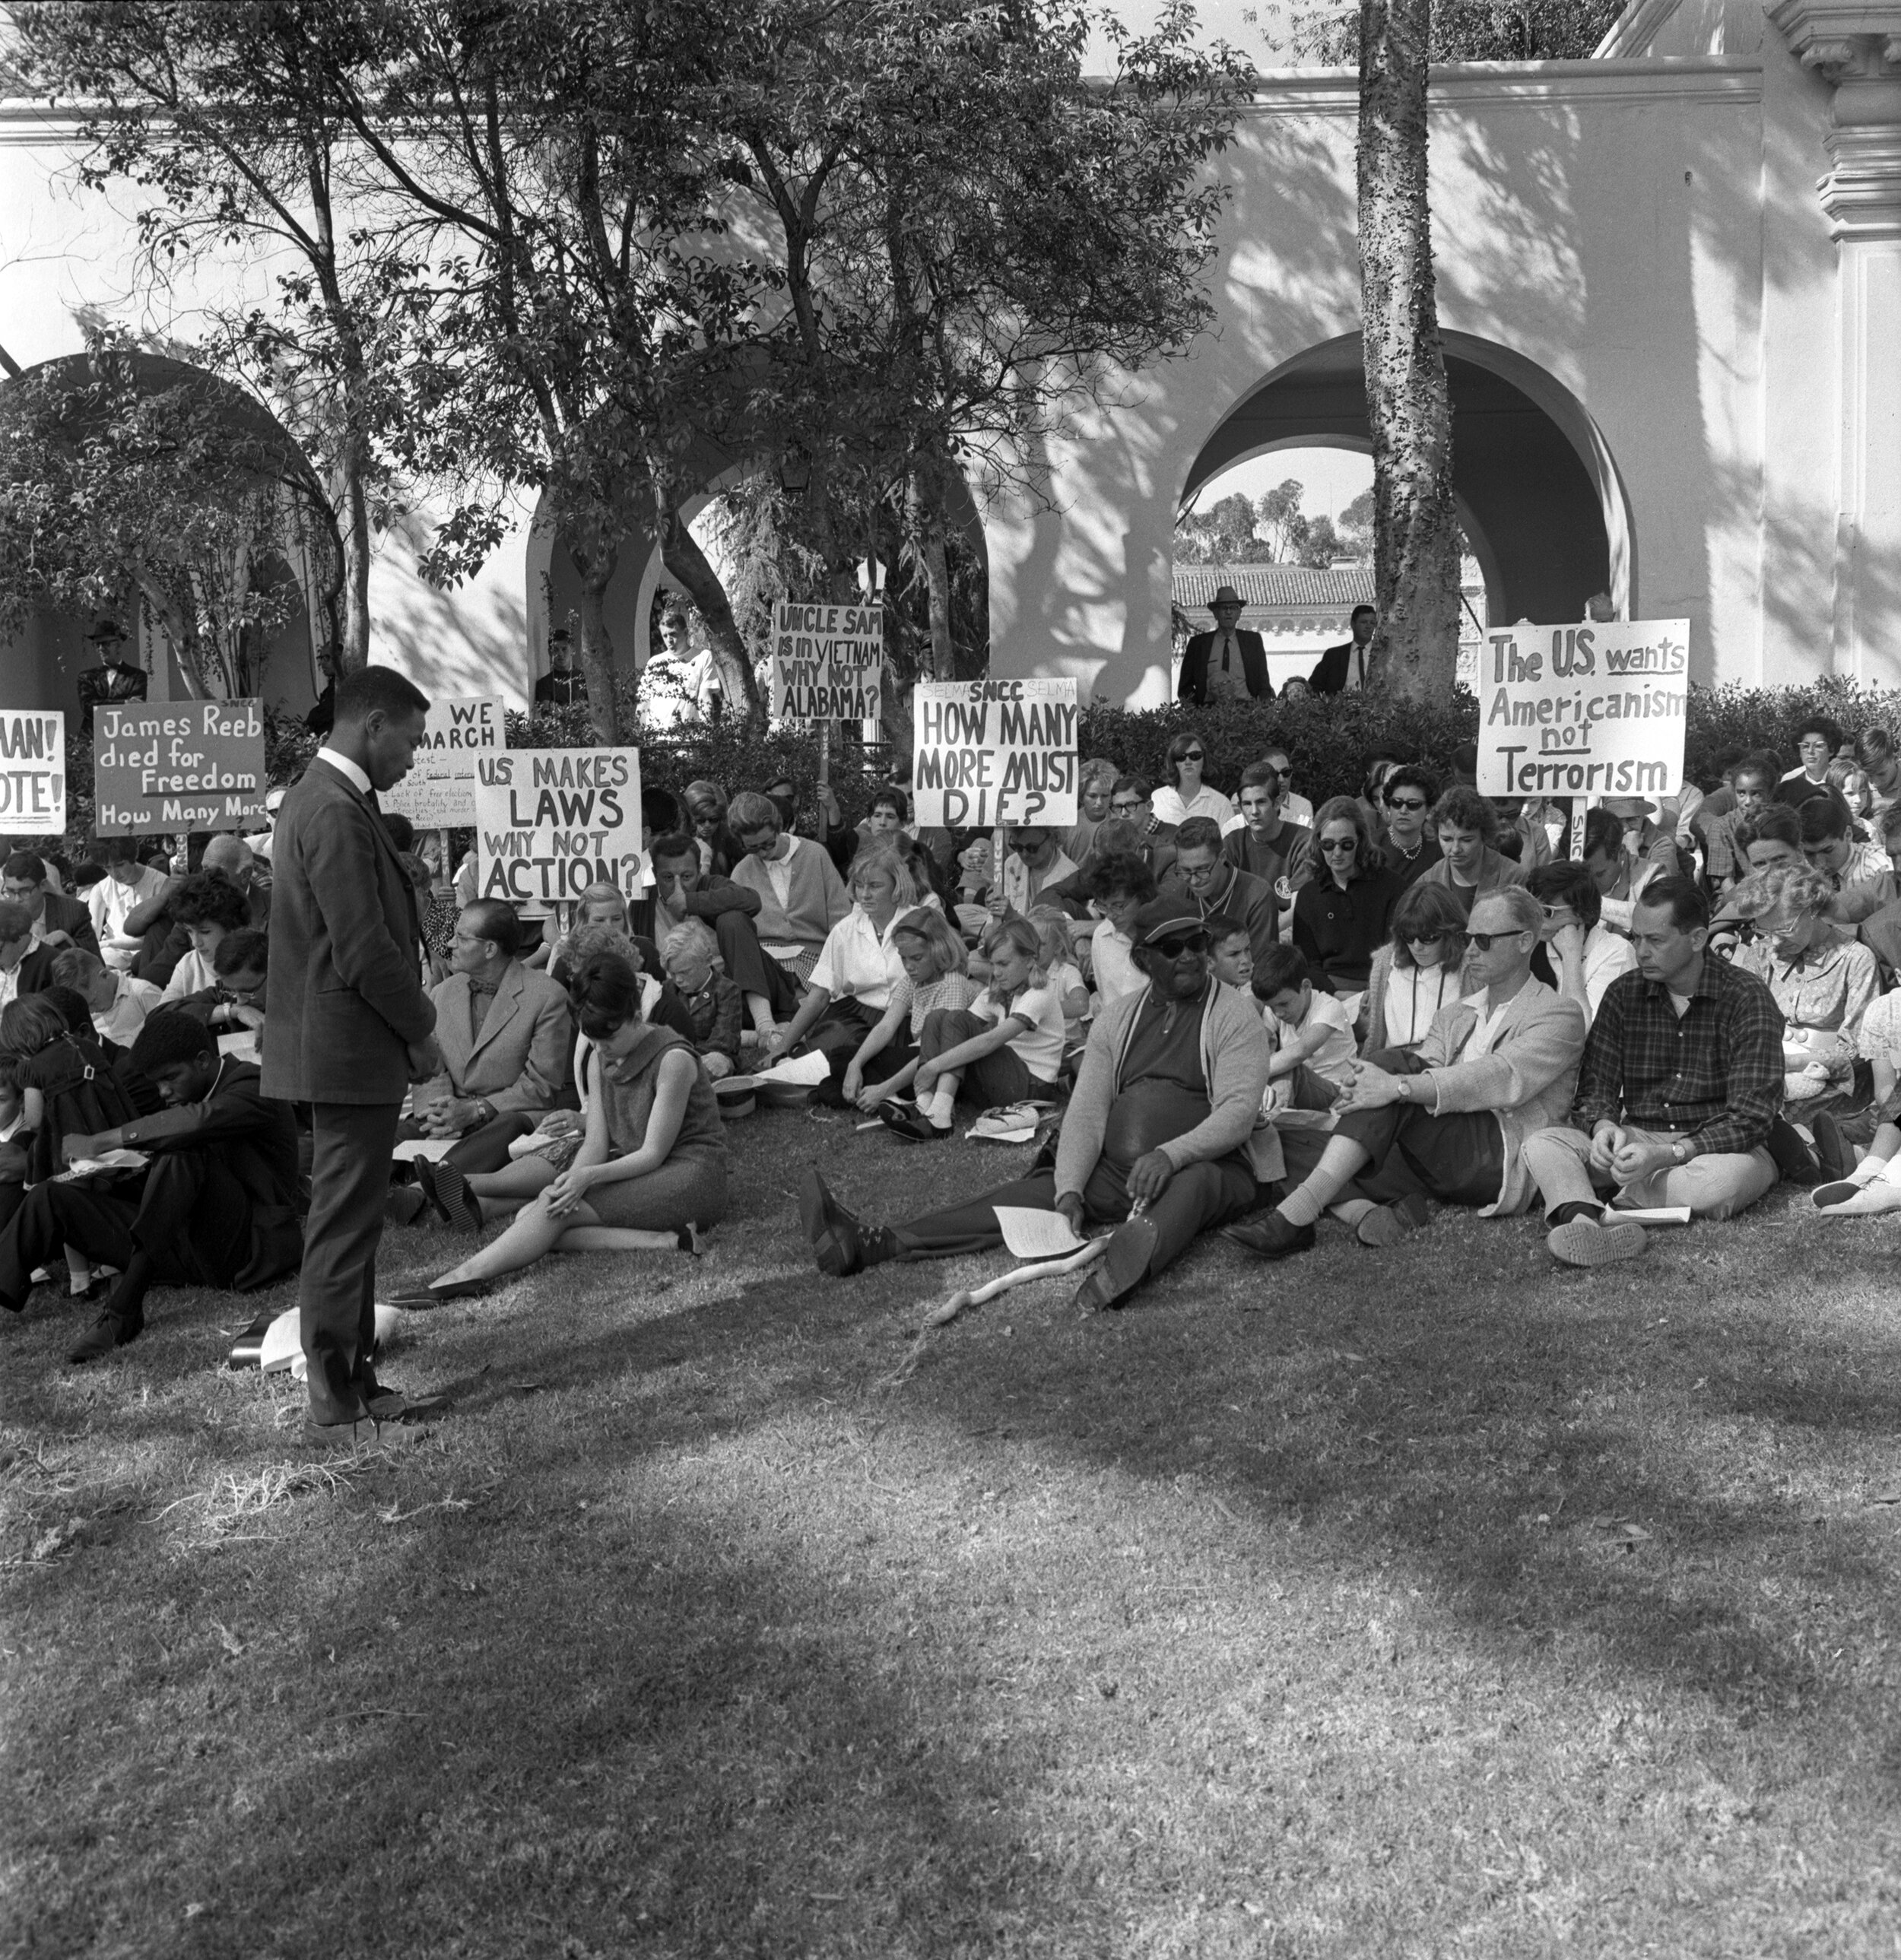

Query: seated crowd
[9,707,1901,1369]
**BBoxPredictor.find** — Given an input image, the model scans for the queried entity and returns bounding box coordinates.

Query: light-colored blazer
[1409,977,1588,1216]
[425,959,573,1114]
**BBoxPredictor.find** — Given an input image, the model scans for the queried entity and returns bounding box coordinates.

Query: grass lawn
[5,1106,1901,1958]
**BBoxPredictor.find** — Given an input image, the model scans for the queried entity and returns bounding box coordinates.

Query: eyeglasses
[1538,902,1575,918]
[1385,796,1427,812]
[1180,750,1204,763]
[1407,929,1461,946]
[1466,929,1529,950]
[1146,932,1209,959]
[1319,838,1359,855]
[1110,798,1145,812]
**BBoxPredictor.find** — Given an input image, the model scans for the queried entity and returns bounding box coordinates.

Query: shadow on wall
[369,510,532,706]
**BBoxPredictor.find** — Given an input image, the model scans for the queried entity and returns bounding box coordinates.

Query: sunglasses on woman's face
[1320,838,1359,854]
[1180,750,1204,763]
[1407,930,1458,946]
[1385,795,1427,812]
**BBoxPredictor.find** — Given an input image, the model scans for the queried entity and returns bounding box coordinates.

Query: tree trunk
[565,525,623,743]
[659,509,765,725]
[908,466,954,679]
[333,436,373,672]
[1357,0,1460,700]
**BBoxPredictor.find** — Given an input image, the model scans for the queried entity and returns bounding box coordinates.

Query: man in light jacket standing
[1227,886,1587,1255]
[264,666,445,1448]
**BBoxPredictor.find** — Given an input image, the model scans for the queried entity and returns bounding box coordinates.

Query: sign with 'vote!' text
[912,678,1078,829]
[474,747,642,918]
[1476,620,1690,801]
[0,710,65,836]
[94,700,267,833]
[382,696,503,829]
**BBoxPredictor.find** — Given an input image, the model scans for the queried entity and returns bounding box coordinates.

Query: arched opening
[0,350,340,718]
[1181,331,1631,633]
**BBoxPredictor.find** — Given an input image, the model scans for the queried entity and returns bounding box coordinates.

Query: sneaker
[1547,1216,1647,1267]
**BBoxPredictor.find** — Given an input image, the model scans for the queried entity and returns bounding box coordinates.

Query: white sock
[927,1085,957,1127]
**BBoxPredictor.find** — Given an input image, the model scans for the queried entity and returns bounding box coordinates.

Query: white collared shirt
[316,746,373,797]
[763,833,802,912]
[808,905,906,1010]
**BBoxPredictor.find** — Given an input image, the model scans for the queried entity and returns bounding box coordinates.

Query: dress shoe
[364,1386,452,1420]
[425,1162,485,1232]
[802,1169,866,1276]
[302,1414,433,1454]
[1355,1193,1431,1248]
[1220,1211,1315,1259]
[1073,1215,1156,1312]
[385,1185,430,1229]
[1547,1216,1646,1267]
[382,1275,493,1308]
[1811,1112,1852,1184]
[67,1305,141,1365]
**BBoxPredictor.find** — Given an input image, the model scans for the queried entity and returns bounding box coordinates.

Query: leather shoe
[802,1169,865,1277]
[302,1414,433,1453]
[385,1185,430,1228]
[425,1162,485,1232]
[382,1275,493,1308]
[1073,1215,1157,1312]
[1220,1211,1315,1259]
[1811,1112,1852,1184]
[364,1386,451,1420]
[67,1305,141,1365]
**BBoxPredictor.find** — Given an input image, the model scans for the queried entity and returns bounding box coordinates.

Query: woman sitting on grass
[1359,882,1468,1055]
[395,948,728,1302]
[879,915,1067,1143]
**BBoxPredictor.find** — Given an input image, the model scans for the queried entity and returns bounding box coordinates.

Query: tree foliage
[1281,0,1626,63]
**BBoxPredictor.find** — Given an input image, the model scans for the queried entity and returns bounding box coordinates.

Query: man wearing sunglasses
[1178,586,1271,706]
[801,897,1270,1311]
[1225,886,1586,1257]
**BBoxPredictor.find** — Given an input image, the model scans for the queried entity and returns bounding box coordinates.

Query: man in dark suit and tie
[264,665,446,1448]
[1178,585,1271,706]
[1309,603,1377,694]
[2,853,101,960]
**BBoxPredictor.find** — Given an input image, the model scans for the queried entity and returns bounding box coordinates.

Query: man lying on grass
[801,898,1271,1313]
[1522,876,1784,1267]
[0,1009,302,1363]
[1225,886,1587,1258]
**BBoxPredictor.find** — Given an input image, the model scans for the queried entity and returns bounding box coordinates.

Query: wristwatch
[473,1098,495,1126]
[1670,1139,1690,1166]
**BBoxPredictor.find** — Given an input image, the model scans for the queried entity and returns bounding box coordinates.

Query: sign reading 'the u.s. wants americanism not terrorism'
[912,679,1078,829]
[1476,620,1690,799]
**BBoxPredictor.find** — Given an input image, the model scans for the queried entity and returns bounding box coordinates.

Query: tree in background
[1281,0,1624,62]
[1253,479,1307,560]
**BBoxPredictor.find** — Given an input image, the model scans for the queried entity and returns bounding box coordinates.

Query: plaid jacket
[1571,956,1784,1159]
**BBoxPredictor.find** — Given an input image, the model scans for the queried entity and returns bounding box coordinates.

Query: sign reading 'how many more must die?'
[474,747,642,918]
[0,711,66,836]
[771,601,882,722]
[94,699,267,833]
[382,696,503,828]
[1475,619,1690,801]
[912,678,1079,829]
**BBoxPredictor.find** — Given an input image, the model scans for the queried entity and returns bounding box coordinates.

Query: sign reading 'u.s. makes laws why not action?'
[1476,620,1690,799]
[93,700,266,833]
[771,601,882,722]
[0,711,65,836]
[382,696,503,829]
[912,678,1078,829]
[474,747,642,918]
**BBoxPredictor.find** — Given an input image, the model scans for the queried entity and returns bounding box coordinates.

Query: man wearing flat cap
[1179,586,1271,706]
[75,620,147,735]
[800,896,1271,1313]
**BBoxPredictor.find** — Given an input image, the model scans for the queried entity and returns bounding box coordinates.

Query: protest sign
[0,711,66,836]
[771,601,882,724]
[474,747,642,918]
[383,696,503,828]
[912,678,1079,829]
[94,700,267,833]
[1476,620,1690,801]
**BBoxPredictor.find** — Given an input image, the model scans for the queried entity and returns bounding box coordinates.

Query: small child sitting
[1205,913,1255,997]
[1255,944,1357,1117]
[659,919,744,1079]
[1028,909,1090,1042]
[843,907,982,1112]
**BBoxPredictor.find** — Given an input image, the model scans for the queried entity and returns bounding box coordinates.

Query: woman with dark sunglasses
[1152,731,1236,833]
[1291,798,1404,997]
[1359,882,1468,1055]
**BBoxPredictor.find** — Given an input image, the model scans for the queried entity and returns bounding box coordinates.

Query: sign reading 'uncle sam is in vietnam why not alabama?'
[912,678,1079,829]
[771,601,883,722]
[1475,620,1690,801]
[474,747,642,918]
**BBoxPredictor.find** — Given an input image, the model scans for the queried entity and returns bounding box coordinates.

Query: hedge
[24,672,1901,861]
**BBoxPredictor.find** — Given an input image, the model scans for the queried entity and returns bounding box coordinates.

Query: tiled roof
[1173,564,1377,608]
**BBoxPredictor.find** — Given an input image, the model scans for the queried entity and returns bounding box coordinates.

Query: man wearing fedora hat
[75,620,147,735]
[1179,587,1271,707]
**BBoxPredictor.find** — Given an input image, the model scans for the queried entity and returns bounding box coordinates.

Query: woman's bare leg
[553,1226,683,1253]
[432,1191,602,1286]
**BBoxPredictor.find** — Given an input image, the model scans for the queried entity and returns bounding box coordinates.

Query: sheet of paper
[390,1135,459,1163]
[992,1206,1087,1260]
[1608,1205,1692,1226]
[752,1050,833,1087]
[62,1148,149,1177]
[217,1032,259,1059]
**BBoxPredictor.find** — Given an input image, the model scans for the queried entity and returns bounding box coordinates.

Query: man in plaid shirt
[1522,877,1784,1267]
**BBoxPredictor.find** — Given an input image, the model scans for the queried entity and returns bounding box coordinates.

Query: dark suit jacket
[1178,630,1271,706]
[1309,639,1369,694]
[262,756,436,1105]
[37,892,100,960]
[5,945,60,996]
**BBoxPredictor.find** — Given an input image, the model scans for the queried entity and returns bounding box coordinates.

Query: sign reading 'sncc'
[474,747,643,918]
[1476,620,1690,800]
[912,678,1079,829]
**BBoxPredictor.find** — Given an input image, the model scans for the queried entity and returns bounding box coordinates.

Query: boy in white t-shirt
[1814,989,1901,1212]
[1256,944,1356,1115]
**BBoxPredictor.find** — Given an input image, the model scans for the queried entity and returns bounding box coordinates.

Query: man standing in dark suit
[75,620,148,734]
[264,665,446,1448]
[1,854,100,960]
[532,629,589,708]
[1309,603,1376,694]
[1178,586,1271,706]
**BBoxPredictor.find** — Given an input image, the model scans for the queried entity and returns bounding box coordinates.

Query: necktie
[1221,633,1233,672]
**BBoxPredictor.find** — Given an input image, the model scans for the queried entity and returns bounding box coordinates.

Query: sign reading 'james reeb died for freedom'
[382,696,503,829]
[912,678,1079,829]
[771,601,882,723]
[1475,619,1690,801]
[94,699,267,833]
[474,746,642,918]
[0,711,66,836]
